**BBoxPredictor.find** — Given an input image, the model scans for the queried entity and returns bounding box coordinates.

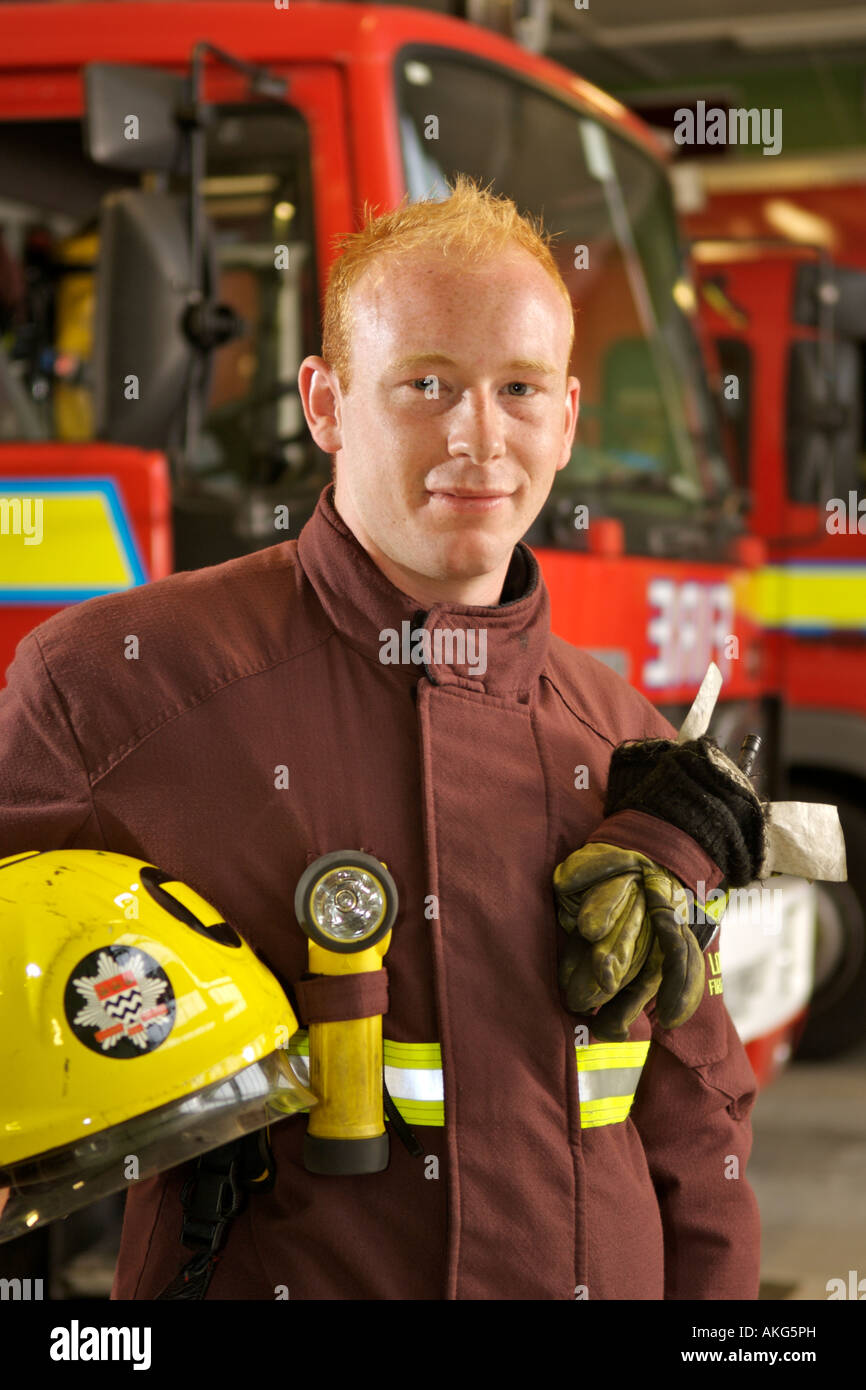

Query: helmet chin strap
[154,1128,276,1301]
[153,1087,424,1301]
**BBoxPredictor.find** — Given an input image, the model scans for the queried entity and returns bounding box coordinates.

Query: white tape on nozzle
[761,802,848,882]
[676,662,723,744]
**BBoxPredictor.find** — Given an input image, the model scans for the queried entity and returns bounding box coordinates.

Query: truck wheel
[791,786,866,1060]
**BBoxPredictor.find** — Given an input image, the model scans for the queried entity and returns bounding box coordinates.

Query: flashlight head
[295,851,397,953]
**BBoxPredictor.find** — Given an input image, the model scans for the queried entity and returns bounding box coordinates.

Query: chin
[426,533,513,580]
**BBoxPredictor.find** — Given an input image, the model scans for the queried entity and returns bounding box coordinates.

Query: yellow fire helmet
[0,848,316,1244]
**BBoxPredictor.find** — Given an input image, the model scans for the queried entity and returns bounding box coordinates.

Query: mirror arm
[174,43,287,482]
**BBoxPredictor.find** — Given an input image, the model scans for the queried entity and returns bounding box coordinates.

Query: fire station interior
[1,0,866,1309]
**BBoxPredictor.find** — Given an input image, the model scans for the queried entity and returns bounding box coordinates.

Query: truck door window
[714,337,752,491]
[0,121,136,443]
[174,106,318,500]
[0,107,318,506]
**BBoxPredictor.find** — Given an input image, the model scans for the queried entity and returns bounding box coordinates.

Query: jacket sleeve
[585,809,724,899]
[0,630,105,859]
[629,962,762,1300]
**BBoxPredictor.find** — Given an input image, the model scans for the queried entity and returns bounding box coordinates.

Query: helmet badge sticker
[65,946,176,1057]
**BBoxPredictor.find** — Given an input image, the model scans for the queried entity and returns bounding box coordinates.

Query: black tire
[791,785,866,1060]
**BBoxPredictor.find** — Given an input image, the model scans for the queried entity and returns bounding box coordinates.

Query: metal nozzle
[737,733,762,778]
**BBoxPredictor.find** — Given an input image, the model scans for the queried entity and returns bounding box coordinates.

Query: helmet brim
[0,1048,315,1244]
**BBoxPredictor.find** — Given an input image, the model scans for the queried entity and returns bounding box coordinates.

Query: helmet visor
[0,1048,315,1244]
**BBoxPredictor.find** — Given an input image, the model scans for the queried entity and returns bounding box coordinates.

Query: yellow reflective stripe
[384,1040,442,1069]
[576,1040,650,1129]
[287,1034,651,1133]
[576,1041,650,1071]
[580,1096,638,1129]
[740,564,866,631]
[286,1032,442,1070]
[285,1032,445,1126]
[390,1100,445,1126]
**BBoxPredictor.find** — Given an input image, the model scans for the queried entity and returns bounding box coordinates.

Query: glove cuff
[603,735,767,888]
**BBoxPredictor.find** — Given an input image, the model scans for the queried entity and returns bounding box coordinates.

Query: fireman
[1,174,769,1299]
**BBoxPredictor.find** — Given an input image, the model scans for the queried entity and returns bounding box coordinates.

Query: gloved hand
[554,843,707,1042]
[553,732,766,1040]
[603,734,768,887]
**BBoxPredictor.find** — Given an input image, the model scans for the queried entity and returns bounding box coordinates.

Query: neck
[366,548,508,608]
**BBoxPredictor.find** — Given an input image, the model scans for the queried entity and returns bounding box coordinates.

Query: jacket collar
[297,484,550,699]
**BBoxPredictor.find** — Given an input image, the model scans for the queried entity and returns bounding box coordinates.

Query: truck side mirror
[786,339,861,505]
[93,190,199,449]
[84,63,189,172]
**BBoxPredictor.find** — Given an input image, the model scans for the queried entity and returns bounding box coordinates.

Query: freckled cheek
[375,406,430,448]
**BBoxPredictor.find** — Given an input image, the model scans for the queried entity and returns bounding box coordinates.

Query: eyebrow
[387,352,560,379]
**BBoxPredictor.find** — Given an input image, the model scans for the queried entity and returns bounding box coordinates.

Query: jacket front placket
[415,660,579,1300]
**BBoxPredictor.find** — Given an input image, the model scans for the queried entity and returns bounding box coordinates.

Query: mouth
[428,489,514,512]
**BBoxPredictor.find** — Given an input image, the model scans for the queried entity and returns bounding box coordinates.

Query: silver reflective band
[577,1065,646,1103]
[576,1040,650,1129]
[384,1066,443,1102]
[287,1033,444,1125]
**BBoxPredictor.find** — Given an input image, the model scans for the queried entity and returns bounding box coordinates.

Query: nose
[446,387,506,465]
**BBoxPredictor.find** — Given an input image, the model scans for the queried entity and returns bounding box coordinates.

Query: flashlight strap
[294,968,389,1025]
[383,1078,424,1159]
[293,972,423,1158]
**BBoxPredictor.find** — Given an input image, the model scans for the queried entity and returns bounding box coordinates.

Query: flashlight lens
[311,868,386,944]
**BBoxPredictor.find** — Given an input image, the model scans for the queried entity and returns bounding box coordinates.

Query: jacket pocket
[648,976,757,1120]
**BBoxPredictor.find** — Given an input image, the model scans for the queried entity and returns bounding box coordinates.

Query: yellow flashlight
[294,851,397,1175]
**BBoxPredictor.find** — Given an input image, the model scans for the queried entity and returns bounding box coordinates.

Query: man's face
[300,247,579,605]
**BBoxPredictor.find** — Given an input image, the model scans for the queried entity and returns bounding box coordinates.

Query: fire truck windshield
[396,52,731,523]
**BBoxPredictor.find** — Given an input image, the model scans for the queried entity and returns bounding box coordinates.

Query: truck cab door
[0,59,352,598]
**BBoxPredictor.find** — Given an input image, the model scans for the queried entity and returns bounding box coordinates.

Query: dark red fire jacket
[0,483,760,1299]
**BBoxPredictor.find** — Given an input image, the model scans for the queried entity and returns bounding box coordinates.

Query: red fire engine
[691,230,866,1056]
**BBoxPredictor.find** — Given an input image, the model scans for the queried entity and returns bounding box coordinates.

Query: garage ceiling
[542,0,866,86]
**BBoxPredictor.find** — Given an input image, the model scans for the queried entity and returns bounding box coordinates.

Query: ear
[556,376,580,471]
[298,356,344,454]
